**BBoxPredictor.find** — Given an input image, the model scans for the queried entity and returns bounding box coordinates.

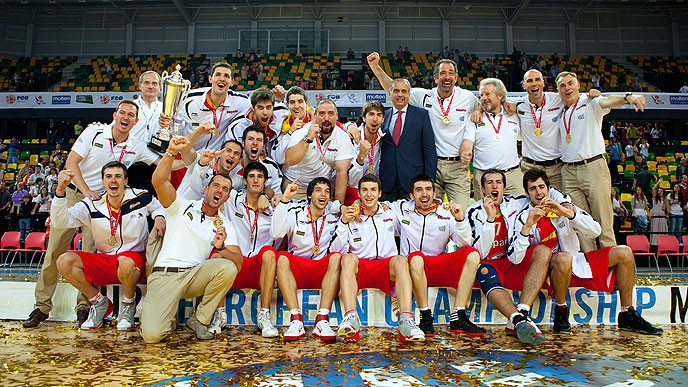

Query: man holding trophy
[157,62,252,152]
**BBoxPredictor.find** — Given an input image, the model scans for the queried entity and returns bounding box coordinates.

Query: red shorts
[570,246,616,292]
[277,251,338,289]
[231,246,276,290]
[344,187,360,206]
[409,247,479,288]
[358,257,394,296]
[479,245,541,292]
[75,250,145,287]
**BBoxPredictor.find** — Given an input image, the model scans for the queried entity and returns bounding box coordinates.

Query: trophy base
[148,136,170,153]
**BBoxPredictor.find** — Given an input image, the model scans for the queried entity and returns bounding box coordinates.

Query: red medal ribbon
[245,197,259,242]
[106,197,122,239]
[314,135,327,161]
[366,132,377,168]
[528,93,545,129]
[562,99,579,139]
[437,89,455,118]
[484,113,503,137]
[308,205,326,247]
[109,139,127,163]
[415,198,441,213]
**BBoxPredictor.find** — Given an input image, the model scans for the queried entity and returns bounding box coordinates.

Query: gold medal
[250,234,254,243]
[442,116,450,125]
[312,245,320,255]
[213,217,223,227]
[535,127,543,137]
[367,165,375,174]
[565,134,572,143]
[320,157,325,165]
[493,133,502,141]
[108,235,117,246]
[442,202,450,210]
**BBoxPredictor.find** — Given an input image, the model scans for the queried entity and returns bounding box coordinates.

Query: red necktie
[393,110,403,144]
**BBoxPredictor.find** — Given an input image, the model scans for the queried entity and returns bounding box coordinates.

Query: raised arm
[366,52,394,93]
[152,136,190,208]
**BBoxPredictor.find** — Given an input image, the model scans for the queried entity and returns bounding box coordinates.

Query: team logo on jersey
[401,219,411,225]
[578,114,585,120]
[128,201,141,209]
[186,212,194,221]
[296,231,305,236]
[438,225,446,232]
[94,142,103,148]
[235,212,244,218]
[353,237,362,242]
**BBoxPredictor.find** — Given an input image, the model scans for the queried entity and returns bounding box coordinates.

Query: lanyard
[109,139,127,163]
[245,197,259,243]
[528,93,545,132]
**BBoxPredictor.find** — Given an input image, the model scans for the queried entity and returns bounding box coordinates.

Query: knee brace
[475,263,504,297]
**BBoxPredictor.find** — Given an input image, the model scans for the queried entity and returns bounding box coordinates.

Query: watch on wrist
[624,92,633,104]
[215,243,225,251]
[303,135,313,144]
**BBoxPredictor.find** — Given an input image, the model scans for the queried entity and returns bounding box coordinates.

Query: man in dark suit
[380,78,437,201]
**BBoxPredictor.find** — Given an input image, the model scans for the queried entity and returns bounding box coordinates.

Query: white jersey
[512,202,601,278]
[335,205,400,259]
[51,187,165,254]
[409,86,480,157]
[348,125,384,187]
[282,123,356,188]
[558,95,609,163]
[230,158,283,195]
[271,202,344,260]
[464,111,520,170]
[224,190,278,258]
[466,188,570,261]
[176,87,252,151]
[155,196,237,268]
[515,92,564,161]
[131,99,162,144]
[71,123,160,192]
[388,199,471,256]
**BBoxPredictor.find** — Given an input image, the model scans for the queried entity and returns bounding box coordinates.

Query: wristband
[215,244,225,251]
[55,191,66,198]
[280,199,290,204]
[165,151,177,158]
[261,192,272,200]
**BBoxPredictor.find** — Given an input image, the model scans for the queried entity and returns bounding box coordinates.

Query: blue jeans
[19,218,31,243]
[669,214,683,237]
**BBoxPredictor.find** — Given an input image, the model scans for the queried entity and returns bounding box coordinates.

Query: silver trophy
[149,64,191,153]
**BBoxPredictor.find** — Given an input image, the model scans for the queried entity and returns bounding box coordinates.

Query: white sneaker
[116,301,136,331]
[81,299,114,330]
[284,317,305,341]
[208,309,227,335]
[515,317,546,346]
[337,313,361,342]
[256,309,279,338]
[312,317,336,342]
[398,315,425,343]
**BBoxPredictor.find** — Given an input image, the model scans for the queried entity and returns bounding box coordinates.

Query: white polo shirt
[335,205,400,260]
[410,86,480,157]
[282,123,355,188]
[51,187,165,254]
[155,197,237,268]
[231,158,283,195]
[131,99,162,144]
[226,105,290,158]
[177,87,253,151]
[348,125,384,187]
[516,92,564,161]
[558,95,609,163]
[71,123,160,192]
[388,199,471,256]
[271,202,344,260]
[224,190,277,258]
[464,111,520,170]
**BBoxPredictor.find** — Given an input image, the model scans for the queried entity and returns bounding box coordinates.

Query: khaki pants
[520,160,564,192]
[562,157,616,252]
[473,167,524,199]
[34,187,94,314]
[145,231,164,278]
[435,159,471,210]
[281,176,308,202]
[139,259,238,344]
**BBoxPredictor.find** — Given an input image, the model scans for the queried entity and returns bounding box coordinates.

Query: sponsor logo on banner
[76,95,93,104]
[6,95,16,104]
[35,95,46,105]
[652,95,665,105]
[346,93,362,104]
[100,94,124,105]
[51,95,71,105]
[366,93,387,103]
[100,95,110,104]
[669,95,688,105]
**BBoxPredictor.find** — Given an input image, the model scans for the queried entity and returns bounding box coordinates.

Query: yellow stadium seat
[620,193,632,202]
[4,172,14,182]
[29,154,39,165]
[659,181,670,190]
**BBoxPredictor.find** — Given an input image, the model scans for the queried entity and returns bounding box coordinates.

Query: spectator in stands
[47,119,57,145]
[680,175,688,233]
[627,123,638,144]
[608,136,622,184]
[257,62,264,82]
[17,161,32,183]
[650,183,669,246]
[53,152,66,171]
[638,138,649,163]
[29,178,45,198]
[347,48,355,60]
[633,74,642,92]
[650,124,661,144]
[634,164,655,202]
[105,63,112,78]
[241,63,248,81]
[32,186,51,231]
[609,121,619,141]
[668,183,685,239]
[45,167,58,195]
[631,185,650,234]
[7,137,19,165]
[0,182,11,238]
[235,48,242,59]
[625,141,638,161]
[50,144,63,161]
[73,120,83,137]
[404,47,412,65]
[676,157,688,179]
[396,46,404,66]
[27,168,45,188]
[599,74,608,92]
[611,188,627,238]
[18,195,33,245]
[679,82,688,93]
